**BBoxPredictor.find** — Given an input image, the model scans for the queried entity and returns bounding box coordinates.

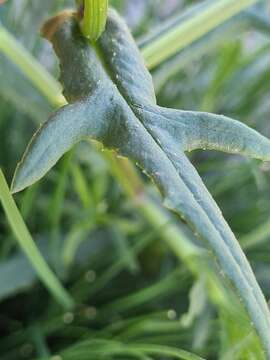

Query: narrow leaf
[11,92,109,193]
[0,169,74,309]
[11,9,270,356]
[0,24,65,107]
[141,0,260,69]
[140,105,270,158]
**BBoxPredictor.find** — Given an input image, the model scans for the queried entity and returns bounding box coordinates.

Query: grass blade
[142,0,260,69]
[0,24,65,108]
[0,168,74,309]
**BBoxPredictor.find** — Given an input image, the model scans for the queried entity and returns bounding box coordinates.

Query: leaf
[59,339,206,360]
[140,105,270,158]
[141,0,259,69]
[0,23,65,108]
[11,8,270,356]
[12,92,110,192]
[0,169,74,309]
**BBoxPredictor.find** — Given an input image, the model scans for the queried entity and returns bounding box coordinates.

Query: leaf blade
[11,9,270,356]
[11,91,109,193]
[0,169,74,309]
[141,105,270,160]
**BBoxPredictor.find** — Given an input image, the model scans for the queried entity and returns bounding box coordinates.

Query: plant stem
[0,169,74,310]
[0,26,65,108]
[80,0,108,41]
[142,0,260,69]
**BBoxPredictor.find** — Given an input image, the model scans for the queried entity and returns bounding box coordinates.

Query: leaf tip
[10,163,29,194]
[41,10,75,41]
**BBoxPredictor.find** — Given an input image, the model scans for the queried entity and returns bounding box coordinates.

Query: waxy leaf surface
[12,9,270,356]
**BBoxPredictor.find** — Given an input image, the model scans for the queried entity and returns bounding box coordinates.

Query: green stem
[80,0,108,41]
[0,169,74,310]
[142,0,260,69]
[0,26,65,108]
[0,0,258,105]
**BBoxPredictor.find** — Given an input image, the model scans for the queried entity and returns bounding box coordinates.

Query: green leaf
[140,105,270,158]
[0,24,65,108]
[0,169,74,309]
[60,339,206,360]
[11,93,110,193]
[141,0,260,69]
[11,9,270,356]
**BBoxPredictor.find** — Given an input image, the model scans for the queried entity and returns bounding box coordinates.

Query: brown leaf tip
[41,10,76,41]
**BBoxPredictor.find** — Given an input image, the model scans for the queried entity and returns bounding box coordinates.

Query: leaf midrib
[94,41,270,317]
[140,105,270,324]
[86,36,270,349]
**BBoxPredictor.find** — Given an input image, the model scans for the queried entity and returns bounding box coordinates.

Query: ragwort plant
[7,0,270,357]
[1,0,270,359]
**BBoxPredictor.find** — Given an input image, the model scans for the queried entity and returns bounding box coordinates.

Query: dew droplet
[85,270,96,283]
[63,312,74,324]
[50,356,62,360]
[167,309,177,320]
[84,306,97,320]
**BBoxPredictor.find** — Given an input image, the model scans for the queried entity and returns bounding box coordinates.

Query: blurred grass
[0,0,270,359]
[0,169,74,309]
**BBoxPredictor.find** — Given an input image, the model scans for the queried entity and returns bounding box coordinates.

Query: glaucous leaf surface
[11,8,270,356]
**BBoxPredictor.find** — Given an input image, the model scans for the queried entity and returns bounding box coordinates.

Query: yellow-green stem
[0,26,65,108]
[81,0,108,41]
[0,169,75,310]
[142,0,260,69]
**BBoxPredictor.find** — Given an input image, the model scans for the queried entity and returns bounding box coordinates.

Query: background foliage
[0,0,270,359]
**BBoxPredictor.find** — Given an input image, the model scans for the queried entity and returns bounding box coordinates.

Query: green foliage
[1,0,270,359]
[11,6,270,356]
[141,0,260,69]
[0,169,74,309]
